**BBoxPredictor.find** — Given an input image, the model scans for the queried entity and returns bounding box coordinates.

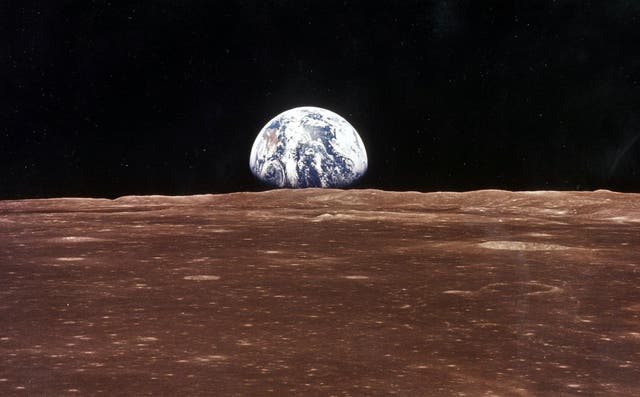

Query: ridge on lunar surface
[1,189,640,396]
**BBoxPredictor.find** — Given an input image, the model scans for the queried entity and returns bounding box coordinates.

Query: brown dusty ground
[1,189,640,396]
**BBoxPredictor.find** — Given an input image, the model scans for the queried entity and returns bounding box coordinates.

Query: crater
[478,282,563,296]
[183,275,220,281]
[478,241,572,251]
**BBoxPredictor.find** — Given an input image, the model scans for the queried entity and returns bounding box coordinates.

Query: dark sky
[3,0,640,198]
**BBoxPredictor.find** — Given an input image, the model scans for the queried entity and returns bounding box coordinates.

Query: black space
[3,1,640,198]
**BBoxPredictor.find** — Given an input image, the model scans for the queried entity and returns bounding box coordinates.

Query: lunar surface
[249,107,368,188]
[1,189,640,396]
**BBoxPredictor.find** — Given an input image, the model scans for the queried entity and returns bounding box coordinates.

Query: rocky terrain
[1,189,639,396]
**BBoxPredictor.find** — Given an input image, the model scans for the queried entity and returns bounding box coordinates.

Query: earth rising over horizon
[249,106,368,188]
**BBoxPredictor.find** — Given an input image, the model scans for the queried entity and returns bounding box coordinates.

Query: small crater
[51,236,106,243]
[624,303,640,312]
[478,282,562,296]
[193,355,227,362]
[525,232,553,237]
[183,275,220,281]
[478,241,572,251]
[342,275,369,280]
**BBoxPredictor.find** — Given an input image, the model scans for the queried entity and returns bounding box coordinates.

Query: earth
[249,106,368,188]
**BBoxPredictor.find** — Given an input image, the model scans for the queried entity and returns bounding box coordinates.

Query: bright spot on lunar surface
[249,106,368,188]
